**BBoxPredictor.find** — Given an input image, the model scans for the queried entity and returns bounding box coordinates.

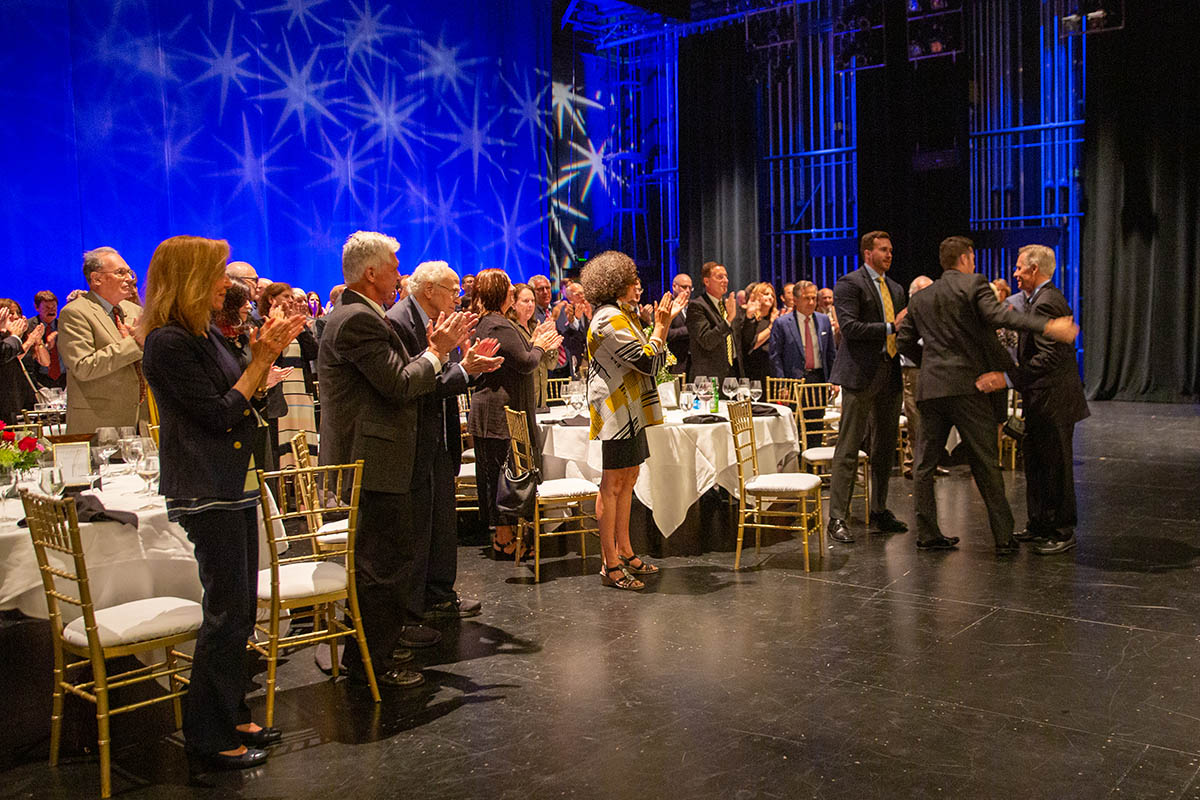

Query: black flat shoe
[917,536,959,550]
[398,625,442,648]
[1013,528,1038,542]
[1032,534,1076,555]
[236,727,282,747]
[995,541,1020,555]
[189,747,269,772]
[347,667,426,689]
[827,518,854,544]
[870,509,909,533]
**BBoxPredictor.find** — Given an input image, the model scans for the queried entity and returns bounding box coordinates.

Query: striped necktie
[876,276,897,358]
[719,297,733,365]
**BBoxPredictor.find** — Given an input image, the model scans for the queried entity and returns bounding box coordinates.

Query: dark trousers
[342,489,414,675]
[914,393,1014,546]
[829,359,902,520]
[180,506,258,755]
[475,436,513,528]
[406,448,460,619]
[1024,410,1078,540]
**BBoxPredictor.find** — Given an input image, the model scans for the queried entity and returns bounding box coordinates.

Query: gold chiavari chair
[144,388,161,447]
[765,376,804,410]
[796,382,870,520]
[504,407,599,582]
[897,413,909,473]
[545,376,569,406]
[289,432,351,553]
[727,401,824,571]
[22,408,66,437]
[6,420,43,441]
[21,490,200,799]
[252,461,380,726]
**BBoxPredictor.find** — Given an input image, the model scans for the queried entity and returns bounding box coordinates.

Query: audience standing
[686,261,741,384]
[768,280,836,449]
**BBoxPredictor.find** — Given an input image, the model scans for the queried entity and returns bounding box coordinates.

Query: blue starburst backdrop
[1,0,557,305]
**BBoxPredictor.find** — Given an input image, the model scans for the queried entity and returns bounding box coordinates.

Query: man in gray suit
[897,236,1078,553]
[318,231,477,689]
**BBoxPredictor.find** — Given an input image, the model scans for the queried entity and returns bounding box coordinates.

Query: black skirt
[601,428,650,470]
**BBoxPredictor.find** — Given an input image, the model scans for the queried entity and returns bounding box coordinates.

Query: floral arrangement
[643,324,679,385]
[0,422,44,472]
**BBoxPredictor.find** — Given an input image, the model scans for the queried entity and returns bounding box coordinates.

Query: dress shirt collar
[413,297,431,328]
[346,289,386,319]
[863,263,885,284]
[94,293,116,316]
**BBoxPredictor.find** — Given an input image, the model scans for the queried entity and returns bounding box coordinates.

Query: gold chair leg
[862,457,871,521]
[347,596,381,704]
[578,503,588,563]
[533,511,542,582]
[264,613,280,728]
[734,502,746,570]
[96,685,112,799]
[167,648,183,729]
[49,650,64,766]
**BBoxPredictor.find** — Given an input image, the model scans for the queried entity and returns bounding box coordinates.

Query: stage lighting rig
[833,0,885,72]
[1060,0,1124,36]
[906,0,963,63]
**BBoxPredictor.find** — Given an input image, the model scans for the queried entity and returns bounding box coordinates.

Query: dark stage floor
[3,401,1199,799]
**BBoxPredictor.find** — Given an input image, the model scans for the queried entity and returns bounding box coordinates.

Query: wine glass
[567,381,585,414]
[679,383,694,412]
[121,438,145,475]
[39,466,65,498]
[722,377,739,402]
[136,455,160,495]
[750,380,763,402]
[95,427,119,474]
[117,426,136,440]
[0,467,16,523]
[738,378,751,401]
[694,380,711,411]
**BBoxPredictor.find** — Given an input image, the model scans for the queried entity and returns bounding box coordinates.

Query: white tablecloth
[0,473,284,620]
[538,402,799,537]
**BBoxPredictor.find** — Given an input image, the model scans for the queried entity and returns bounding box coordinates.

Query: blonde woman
[581,251,686,590]
[140,236,304,771]
[737,281,777,385]
[507,282,558,407]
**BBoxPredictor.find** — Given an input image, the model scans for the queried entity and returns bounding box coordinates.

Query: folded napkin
[18,493,138,529]
[751,403,780,417]
[680,414,726,425]
[548,414,590,427]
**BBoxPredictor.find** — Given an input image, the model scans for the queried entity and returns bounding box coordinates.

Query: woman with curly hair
[581,251,687,590]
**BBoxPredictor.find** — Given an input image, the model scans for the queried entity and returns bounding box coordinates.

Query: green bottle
[710,377,719,413]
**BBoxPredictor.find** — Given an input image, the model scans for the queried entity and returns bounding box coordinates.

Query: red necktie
[803,315,815,371]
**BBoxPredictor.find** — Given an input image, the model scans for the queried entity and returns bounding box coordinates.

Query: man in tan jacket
[59,246,147,434]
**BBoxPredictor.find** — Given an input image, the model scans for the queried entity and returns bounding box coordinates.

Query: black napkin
[18,493,138,529]
[548,414,590,427]
[680,414,726,425]
[751,403,780,417]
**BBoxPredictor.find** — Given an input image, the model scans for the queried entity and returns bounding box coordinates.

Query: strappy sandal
[618,554,659,575]
[492,536,518,559]
[600,564,644,591]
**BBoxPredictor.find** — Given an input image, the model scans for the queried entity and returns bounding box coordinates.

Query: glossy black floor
[2,401,1199,799]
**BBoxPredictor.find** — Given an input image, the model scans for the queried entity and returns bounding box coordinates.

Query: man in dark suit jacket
[826,232,909,543]
[318,232,475,689]
[555,280,589,378]
[1007,245,1089,555]
[897,236,1079,552]
[385,261,501,624]
[666,272,692,377]
[769,281,836,448]
[686,261,742,385]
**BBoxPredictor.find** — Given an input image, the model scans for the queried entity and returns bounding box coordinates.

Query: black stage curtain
[1082,2,1200,402]
[678,25,759,291]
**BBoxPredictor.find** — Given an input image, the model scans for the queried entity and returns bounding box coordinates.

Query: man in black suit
[666,272,692,377]
[686,261,741,384]
[318,231,476,689]
[385,260,501,628]
[826,231,909,543]
[897,236,1078,552]
[1004,245,1089,555]
[555,280,589,378]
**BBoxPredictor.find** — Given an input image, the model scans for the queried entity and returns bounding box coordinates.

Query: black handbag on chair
[496,454,539,519]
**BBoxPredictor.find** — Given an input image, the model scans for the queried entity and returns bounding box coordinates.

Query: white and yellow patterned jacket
[586,302,667,441]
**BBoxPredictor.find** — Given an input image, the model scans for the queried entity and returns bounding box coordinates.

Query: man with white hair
[318,232,480,689]
[386,261,501,628]
[1008,245,1089,555]
[58,246,147,433]
[529,274,553,324]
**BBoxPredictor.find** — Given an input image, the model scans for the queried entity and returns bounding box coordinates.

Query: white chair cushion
[537,477,599,498]
[315,518,349,545]
[746,472,822,494]
[802,446,867,463]
[899,414,908,426]
[461,448,475,462]
[258,562,348,601]
[62,597,202,648]
[458,462,476,479]
[823,409,841,421]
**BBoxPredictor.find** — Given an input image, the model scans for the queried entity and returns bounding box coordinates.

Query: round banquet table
[536,401,800,539]
[0,472,285,621]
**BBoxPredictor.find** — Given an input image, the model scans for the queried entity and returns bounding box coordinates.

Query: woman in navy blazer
[140,236,304,772]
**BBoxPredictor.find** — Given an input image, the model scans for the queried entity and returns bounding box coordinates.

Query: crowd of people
[0,227,1086,773]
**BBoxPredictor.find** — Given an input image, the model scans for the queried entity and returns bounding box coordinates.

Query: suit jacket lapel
[858,268,885,322]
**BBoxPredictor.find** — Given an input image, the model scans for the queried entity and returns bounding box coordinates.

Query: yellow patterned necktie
[876,275,897,358]
[719,298,733,365]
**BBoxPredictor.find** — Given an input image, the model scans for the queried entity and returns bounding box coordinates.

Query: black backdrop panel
[678,25,760,290]
[1082,1,1200,402]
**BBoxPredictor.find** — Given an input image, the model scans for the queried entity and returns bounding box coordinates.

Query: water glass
[39,466,65,497]
[0,468,16,522]
[136,455,160,495]
[722,377,739,401]
[679,384,694,411]
[750,380,763,402]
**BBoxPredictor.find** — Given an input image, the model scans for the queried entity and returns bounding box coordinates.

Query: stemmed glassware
[737,378,751,402]
[722,377,739,402]
[679,383,694,412]
[135,455,160,495]
[694,379,712,411]
[565,380,585,414]
[750,380,763,402]
[95,428,119,475]
[39,465,65,498]
[0,467,17,523]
